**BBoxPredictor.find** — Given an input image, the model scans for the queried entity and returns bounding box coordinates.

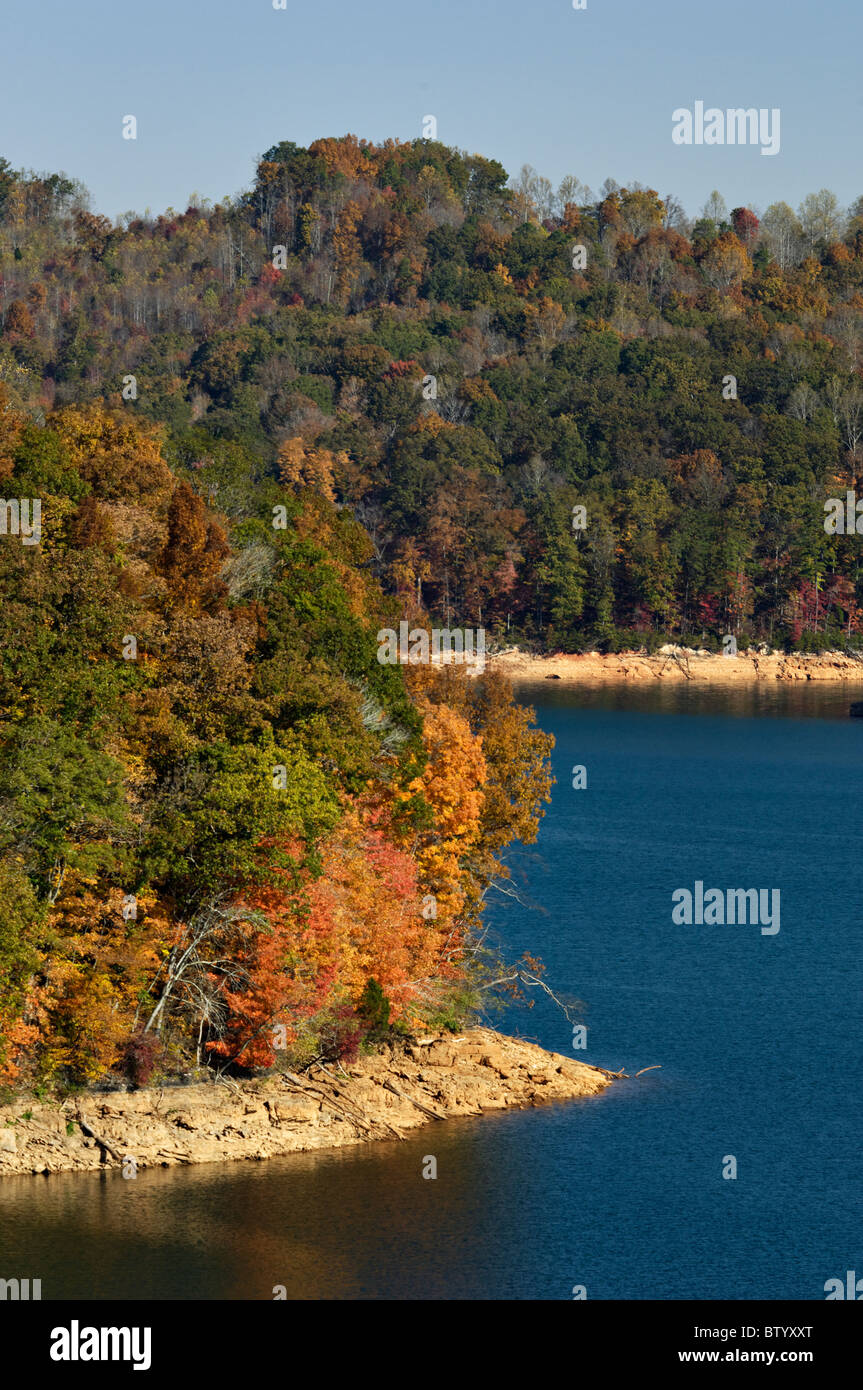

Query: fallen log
[382,1079,446,1120]
[75,1115,124,1163]
[282,1069,404,1142]
[311,1064,405,1140]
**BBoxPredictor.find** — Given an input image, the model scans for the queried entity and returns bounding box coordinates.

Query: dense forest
[4,137,863,650]
[0,385,555,1087]
[2,133,863,1089]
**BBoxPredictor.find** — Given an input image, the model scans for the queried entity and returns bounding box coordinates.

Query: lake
[2,680,862,1299]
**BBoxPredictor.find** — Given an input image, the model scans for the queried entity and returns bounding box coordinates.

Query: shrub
[122,1031,159,1088]
[316,1006,365,1064]
[357,978,391,1039]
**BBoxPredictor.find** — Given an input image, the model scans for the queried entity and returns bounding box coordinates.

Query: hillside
[3,138,863,652]
[2,133,863,1089]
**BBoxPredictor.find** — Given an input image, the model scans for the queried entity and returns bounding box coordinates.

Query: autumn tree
[701,232,752,292]
[51,403,173,502]
[158,481,230,612]
[277,436,347,502]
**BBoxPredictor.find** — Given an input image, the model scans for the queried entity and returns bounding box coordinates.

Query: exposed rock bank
[0,1029,613,1177]
[489,645,863,685]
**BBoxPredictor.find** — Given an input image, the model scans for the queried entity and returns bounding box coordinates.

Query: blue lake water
[2,680,861,1299]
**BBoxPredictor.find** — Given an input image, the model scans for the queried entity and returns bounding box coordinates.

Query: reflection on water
[0,1104,613,1300]
[510,677,863,721]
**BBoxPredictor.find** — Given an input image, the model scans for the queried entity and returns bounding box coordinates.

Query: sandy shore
[0,1029,614,1177]
[488,646,863,685]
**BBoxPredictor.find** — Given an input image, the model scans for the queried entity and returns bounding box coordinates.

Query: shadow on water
[510,676,863,722]
[0,1098,617,1301]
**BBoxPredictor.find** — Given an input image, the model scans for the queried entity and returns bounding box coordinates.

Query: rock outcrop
[488,646,863,685]
[0,1029,614,1177]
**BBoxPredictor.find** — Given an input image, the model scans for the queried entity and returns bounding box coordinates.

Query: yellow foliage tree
[403,699,487,931]
[277,437,345,502]
[50,403,172,502]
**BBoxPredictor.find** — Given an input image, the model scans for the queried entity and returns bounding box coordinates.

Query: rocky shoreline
[0,1029,614,1178]
[488,645,863,686]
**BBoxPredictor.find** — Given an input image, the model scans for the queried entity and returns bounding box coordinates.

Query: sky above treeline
[3,0,860,221]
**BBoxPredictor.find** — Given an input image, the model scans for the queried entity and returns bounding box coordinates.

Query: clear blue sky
[2,0,860,221]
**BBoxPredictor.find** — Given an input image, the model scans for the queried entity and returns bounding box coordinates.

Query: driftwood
[595,1063,662,1080]
[281,1068,404,1142]
[75,1115,124,1163]
[382,1079,445,1121]
[281,1069,366,1129]
[656,649,691,681]
[311,1064,405,1141]
[324,1076,406,1142]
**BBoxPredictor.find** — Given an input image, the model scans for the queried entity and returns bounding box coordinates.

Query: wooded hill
[1,133,862,1086]
[3,138,863,649]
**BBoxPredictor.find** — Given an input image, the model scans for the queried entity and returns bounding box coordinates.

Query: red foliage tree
[732,207,760,248]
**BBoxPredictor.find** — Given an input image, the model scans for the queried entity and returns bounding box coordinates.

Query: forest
[1,133,862,1089]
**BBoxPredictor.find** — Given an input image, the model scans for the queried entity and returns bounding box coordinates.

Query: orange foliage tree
[402,698,487,935]
[208,805,443,1069]
[158,481,230,612]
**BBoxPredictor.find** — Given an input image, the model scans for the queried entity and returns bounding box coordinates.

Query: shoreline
[487,646,863,686]
[0,1029,614,1178]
